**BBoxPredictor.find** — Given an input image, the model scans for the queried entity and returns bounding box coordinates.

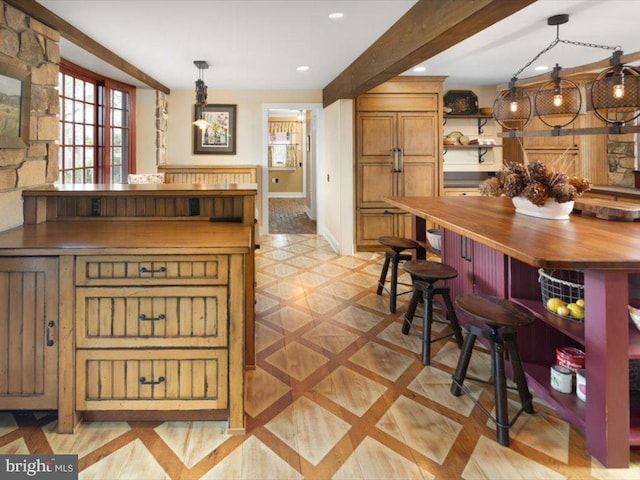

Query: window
[57,61,136,184]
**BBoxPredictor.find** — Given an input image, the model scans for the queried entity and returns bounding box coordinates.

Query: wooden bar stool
[450,294,535,447]
[401,260,463,365]
[376,236,419,313]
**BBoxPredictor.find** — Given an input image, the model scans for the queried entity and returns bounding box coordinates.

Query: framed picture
[0,62,31,149]
[194,104,236,154]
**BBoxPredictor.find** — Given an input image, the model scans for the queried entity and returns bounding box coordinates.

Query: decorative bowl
[512,196,574,220]
[426,228,442,253]
[629,301,640,331]
[479,107,493,115]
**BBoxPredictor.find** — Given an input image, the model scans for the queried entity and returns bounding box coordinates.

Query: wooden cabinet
[0,257,58,409]
[355,77,444,251]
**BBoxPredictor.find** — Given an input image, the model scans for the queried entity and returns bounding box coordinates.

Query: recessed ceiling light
[328,12,344,20]
[534,65,549,72]
[413,66,427,72]
[296,65,309,72]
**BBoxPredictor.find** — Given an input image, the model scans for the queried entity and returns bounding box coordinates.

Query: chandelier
[494,14,640,131]
[192,60,210,131]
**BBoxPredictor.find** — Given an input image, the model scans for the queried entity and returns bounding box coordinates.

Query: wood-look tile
[313,366,387,416]
[264,396,351,466]
[255,292,280,314]
[294,271,331,288]
[245,368,291,418]
[349,341,414,382]
[265,263,300,278]
[333,436,435,480]
[262,281,306,300]
[0,413,18,437]
[331,255,368,269]
[320,281,363,300]
[376,323,422,354]
[78,439,170,480]
[377,395,463,464]
[332,305,385,332]
[283,255,318,269]
[154,421,230,468]
[264,342,328,381]
[262,306,314,333]
[200,436,302,480]
[255,322,284,352]
[408,366,482,417]
[462,435,566,480]
[43,420,131,457]
[301,322,359,354]
[341,272,379,288]
[261,249,299,262]
[295,292,344,315]
[357,293,408,315]
[591,454,640,479]
[0,437,30,454]
[312,263,349,278]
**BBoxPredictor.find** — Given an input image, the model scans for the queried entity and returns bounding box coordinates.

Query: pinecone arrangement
[479,161,590,205]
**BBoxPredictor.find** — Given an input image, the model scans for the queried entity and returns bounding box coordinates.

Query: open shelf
[522,361,586,434]
[512,297,585,345]
[630,323,640,359]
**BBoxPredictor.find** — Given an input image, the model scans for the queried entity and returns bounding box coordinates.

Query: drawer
[76,349,228,411]
[76,286,228,348]
[76,255,228,286]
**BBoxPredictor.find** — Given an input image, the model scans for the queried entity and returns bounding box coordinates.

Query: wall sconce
[192,60,210,131]
[589,50,640,125]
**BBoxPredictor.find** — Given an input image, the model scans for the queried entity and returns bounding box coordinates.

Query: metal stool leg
[422,283,435,365]
[402,287,420,334]
[439,288,464,348]
[506,334,535,414]
[490,328,510,446]
[389,252,401,313]
[451,331,477,396]
[376,252,391,296]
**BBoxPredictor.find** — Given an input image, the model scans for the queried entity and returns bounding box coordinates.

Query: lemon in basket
[546,297,565,313]
[567,303,584,320]
[576,298,585,308]
[556,305,570,317]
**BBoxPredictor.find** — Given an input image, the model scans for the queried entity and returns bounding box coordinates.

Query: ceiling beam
[7,0,170,94]
[322,0,536,107]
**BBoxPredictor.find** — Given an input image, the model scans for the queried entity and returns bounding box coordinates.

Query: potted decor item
[479,160,591,220]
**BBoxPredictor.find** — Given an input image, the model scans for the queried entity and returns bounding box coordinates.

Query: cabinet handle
[392,147,401,173]
[139,266,167,274]
[398,148,403,172]
[139,376,165,385]
[46,320,55,347]
[460,237,472,262]
[138,313,166,322]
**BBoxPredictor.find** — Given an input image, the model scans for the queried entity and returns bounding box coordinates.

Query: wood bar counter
[386,195,640,468]
[0,184,257,435]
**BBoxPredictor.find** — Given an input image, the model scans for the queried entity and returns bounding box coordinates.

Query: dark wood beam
[7,0,170,94]
[322,0,536,107]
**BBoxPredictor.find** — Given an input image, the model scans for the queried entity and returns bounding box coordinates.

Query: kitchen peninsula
[386,195,640,468]
[0,184,257,435]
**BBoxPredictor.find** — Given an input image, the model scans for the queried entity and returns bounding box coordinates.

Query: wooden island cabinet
[0,184,257,434]
[385,195,640,468]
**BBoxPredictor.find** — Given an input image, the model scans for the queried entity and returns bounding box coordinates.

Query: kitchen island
[385,195,640,468]
[0,184,257,434]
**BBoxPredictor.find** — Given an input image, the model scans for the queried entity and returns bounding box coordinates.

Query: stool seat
[450,294,535,447]
[378,236,419,252]
[401,260,463,365]
[376,237,418,313]
[455,294,535,330]
[403,260,458,282]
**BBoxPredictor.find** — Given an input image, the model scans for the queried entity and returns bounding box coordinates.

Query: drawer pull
[138,313,166,322]
[139,266,167,274]
[46,320,55,347]
[139,376,165,385]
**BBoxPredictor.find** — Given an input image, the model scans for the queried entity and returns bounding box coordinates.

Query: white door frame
[261,103,322,235]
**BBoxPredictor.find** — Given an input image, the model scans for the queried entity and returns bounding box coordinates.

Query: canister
[550,364,573,393]
[556,346,585,372]
[576,369,586,402]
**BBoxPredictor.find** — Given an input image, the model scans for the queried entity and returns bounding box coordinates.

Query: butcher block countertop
[385,195,640,269]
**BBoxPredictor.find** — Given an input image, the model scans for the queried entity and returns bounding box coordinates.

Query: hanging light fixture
[192,60,210,131]
[589,50,640,125]
[494,14,622,131]
[296,110,305,121]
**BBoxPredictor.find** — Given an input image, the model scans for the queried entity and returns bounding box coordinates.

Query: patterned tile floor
[1,233,640,479]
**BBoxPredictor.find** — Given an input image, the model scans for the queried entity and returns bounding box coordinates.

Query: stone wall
[607,132,637,187]
[0,2,59,231]
[156,90,167,165]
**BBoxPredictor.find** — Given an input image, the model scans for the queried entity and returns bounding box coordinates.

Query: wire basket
[538,268,585,321]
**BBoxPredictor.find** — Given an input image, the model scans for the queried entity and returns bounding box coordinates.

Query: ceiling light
[296,65,309,72]
[328,12,344,20]
[413,66,427,73]
[192,60,210,131]
[494,14,630,131]
[297,110,305,121]
[534,65,549,72]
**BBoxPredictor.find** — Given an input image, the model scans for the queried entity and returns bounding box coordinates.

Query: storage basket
[538,269,585,320]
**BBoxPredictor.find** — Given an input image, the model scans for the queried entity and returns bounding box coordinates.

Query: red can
[556,346,585,372]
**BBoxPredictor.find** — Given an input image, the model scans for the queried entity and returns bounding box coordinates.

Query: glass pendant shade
[589,63,640,125]
[493,86,532,130]
[535,77,582,128]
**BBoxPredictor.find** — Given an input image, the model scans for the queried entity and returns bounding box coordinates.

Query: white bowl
[629,303,640,331]
[426,228,441,253]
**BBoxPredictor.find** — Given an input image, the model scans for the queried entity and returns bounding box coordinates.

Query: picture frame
[193,104,236,155]
[0,62,31,149]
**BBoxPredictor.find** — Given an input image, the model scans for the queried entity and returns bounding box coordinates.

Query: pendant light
[534,64,581,128]
[192,60,210,131]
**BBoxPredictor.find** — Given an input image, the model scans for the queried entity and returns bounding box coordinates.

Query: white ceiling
[37,0,640,91]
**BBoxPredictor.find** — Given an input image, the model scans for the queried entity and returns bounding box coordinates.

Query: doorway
[262,103,321,234]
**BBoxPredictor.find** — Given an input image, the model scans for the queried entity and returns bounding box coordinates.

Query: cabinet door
[0,257,58,409]
[357,113,396,208]
[356,209,396,249]
[398,113,438,197]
